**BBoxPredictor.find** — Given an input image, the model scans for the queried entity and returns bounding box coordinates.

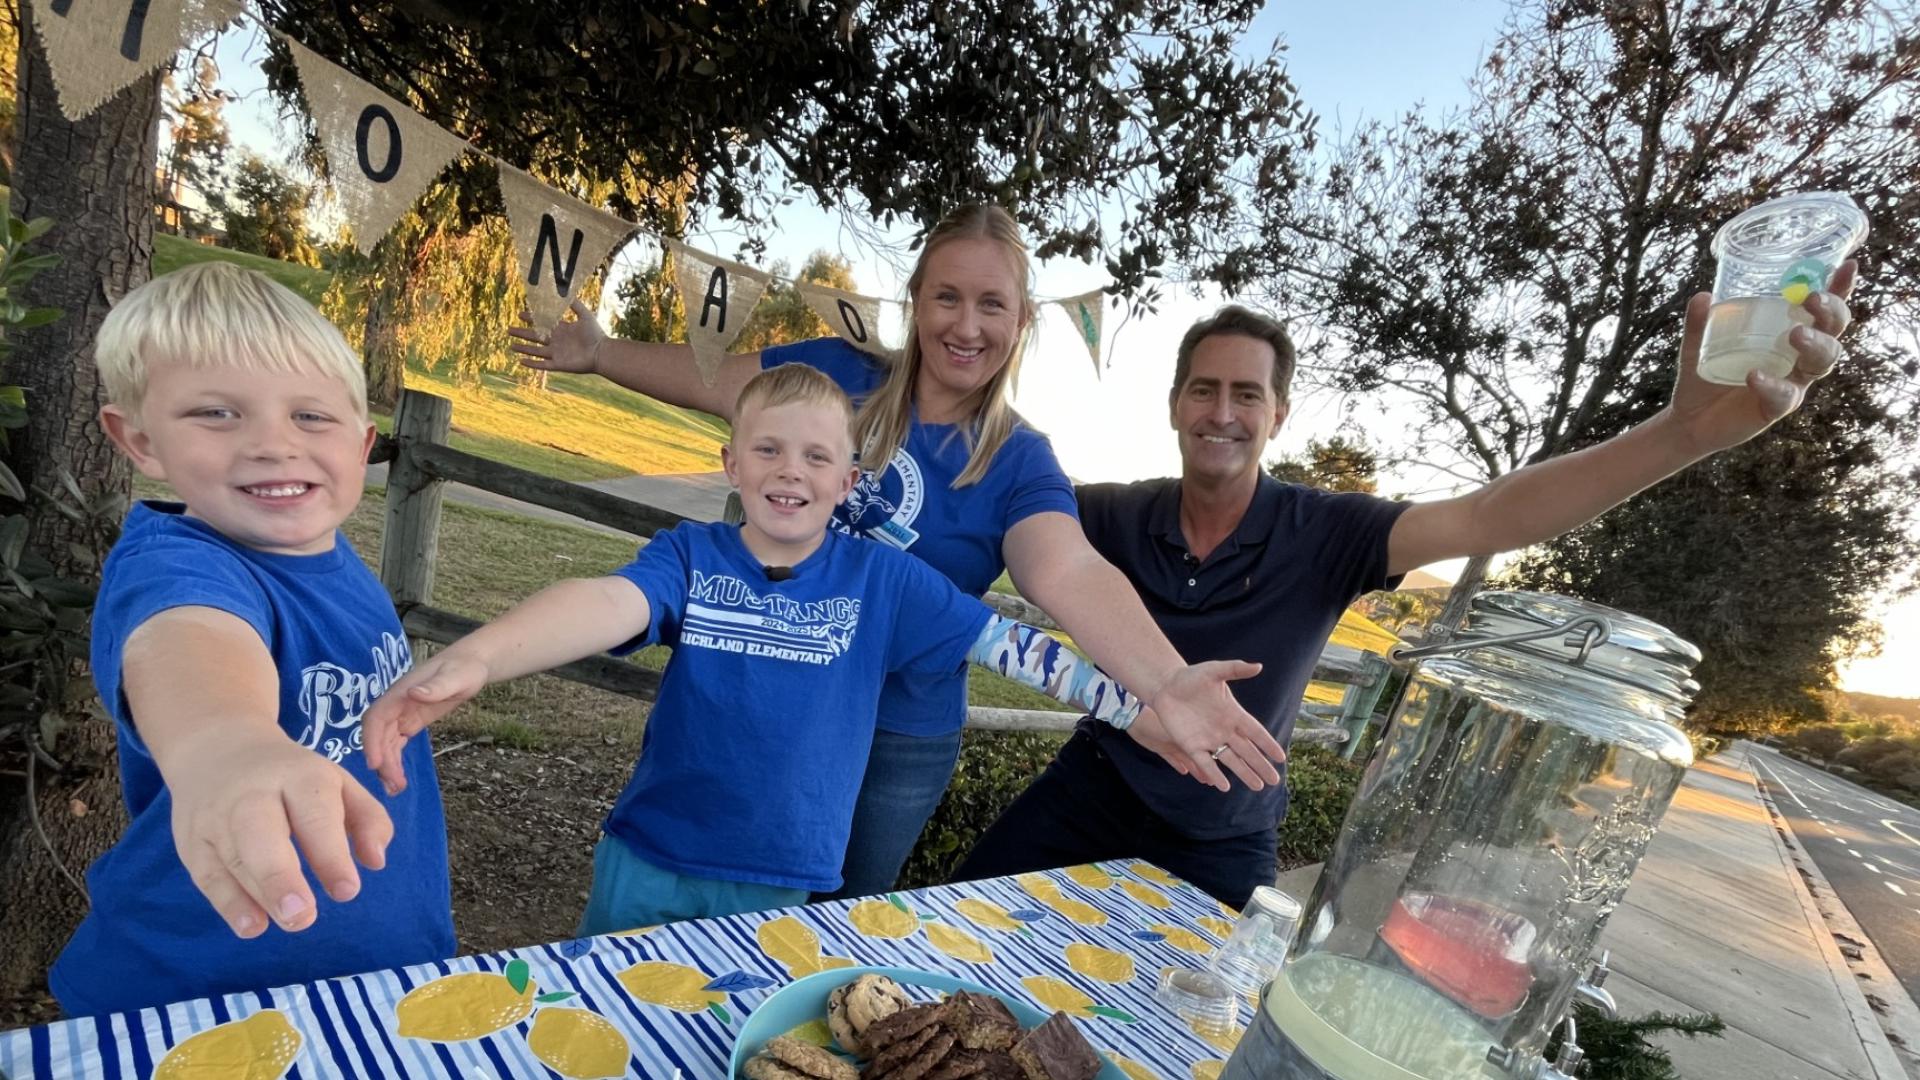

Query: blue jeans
[815,727,966,901]
[578,836,808,936]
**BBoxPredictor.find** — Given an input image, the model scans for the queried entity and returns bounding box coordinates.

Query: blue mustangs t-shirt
[762,338,1079,736]
[51,503,453,1017]
[605,522,991,891]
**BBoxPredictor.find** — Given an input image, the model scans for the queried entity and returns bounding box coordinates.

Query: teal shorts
[577,834,811,936]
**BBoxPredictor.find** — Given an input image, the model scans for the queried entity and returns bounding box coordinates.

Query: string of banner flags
[33,0,1117,385]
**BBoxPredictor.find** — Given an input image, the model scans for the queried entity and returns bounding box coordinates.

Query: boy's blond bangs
[95,262,368,414]
[736,363,855,436]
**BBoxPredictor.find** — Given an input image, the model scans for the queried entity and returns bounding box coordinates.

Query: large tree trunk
[0,10,153,1004]
[1431,551,1494,638]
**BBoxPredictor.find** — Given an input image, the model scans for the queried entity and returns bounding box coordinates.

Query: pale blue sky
[200,3,1913,698]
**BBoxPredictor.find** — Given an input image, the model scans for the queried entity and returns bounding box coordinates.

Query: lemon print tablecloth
[0,864,1246,1079]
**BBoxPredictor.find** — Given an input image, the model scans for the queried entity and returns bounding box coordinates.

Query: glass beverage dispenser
[1222,592,1700,1080]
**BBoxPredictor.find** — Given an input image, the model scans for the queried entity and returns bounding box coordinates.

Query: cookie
[863,1002,947,1056]
[876,1029,956,1080]
[765,1035,860,1080]
[743,1055,817,1080]
[925,1048,989,1080]
[828,984,865,1056]
[866,1019,944,1076]
[846,974,913,1033]
[946,992,1021,1052]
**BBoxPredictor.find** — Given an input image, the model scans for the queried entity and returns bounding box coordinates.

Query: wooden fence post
[380,389,453,610]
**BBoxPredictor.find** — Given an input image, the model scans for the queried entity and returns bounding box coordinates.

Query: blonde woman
[512,204,1283,897]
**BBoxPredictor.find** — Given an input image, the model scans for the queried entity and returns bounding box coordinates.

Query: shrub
[1276,744,1365,870]
[1788,724,1848,761]
[898,730,1067,890]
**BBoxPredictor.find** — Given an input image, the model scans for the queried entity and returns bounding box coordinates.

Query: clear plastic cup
[1699,191,1867,386]
[1207,886,1303,997]
[1156,966,1240,1035]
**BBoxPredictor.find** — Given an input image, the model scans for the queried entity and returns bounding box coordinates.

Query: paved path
[1750,746,1920,1004]
[1277,746,1918,1080]
[366,462,731,536]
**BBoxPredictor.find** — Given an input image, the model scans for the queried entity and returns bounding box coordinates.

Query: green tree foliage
[734,252,858,352]
[214,154,320,267]
[610,252,685,346]
[1549,1006,1725,1080]
[160,55,232,217]
[1266,435,1378,493]
[1250,0,1920,729]
[253,0,1310,295]
[0,2,17,181]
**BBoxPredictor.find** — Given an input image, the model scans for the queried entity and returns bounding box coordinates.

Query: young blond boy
[364,364,1164,932]
[51,263,452,1016]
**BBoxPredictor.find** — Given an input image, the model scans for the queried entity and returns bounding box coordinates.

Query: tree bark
[0,10,152,1002]
[1432,551,1494,638]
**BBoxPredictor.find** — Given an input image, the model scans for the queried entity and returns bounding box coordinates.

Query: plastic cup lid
[1248,886,1303,920]
[1712,191,1868,266]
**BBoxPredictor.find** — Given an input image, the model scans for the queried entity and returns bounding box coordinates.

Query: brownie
[972,1051,1027,1080]
[866,1020,944,1076]
[865,1000,954,1055]
[1008,1013,1102,1080]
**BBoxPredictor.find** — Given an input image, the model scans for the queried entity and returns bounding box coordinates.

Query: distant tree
[1248,0,1920,729]
[611,250,686,346]
[735,252,858,352]
[214,154,319,266]
[160,55,232,217]
[0,2,17,181]
[1266,435,1378,493]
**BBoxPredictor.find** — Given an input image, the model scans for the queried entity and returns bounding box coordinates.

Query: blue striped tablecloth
[0,863,1250,1079]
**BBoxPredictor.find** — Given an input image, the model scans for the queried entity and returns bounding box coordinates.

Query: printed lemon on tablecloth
[1217,900,1240,918]
[1130,863,1184,889]
[1196,916,1235,940]
[527,1008,630,1079]
[1192,1061,1225,1080]
[848,895,920,938]
[1106,1051,1163,1080]
[1017,871,1109,927]
[925,920,995,964]
[1188,1017,1243,1055]
[1120,880,1173,911]
[953,897,1025,932]
[758,915,856,978]
[1021,975,1139,1023]
[783,1018,837,1047]
[616,960,774,1025]
[1065,943,1135,984]
[1148,924,1215,955]
[396,964,538,1041]
[1065,863,1115,890]
[153,1008,301,1080]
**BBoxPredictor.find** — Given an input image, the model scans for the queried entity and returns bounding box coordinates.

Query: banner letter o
[356,104,404,183]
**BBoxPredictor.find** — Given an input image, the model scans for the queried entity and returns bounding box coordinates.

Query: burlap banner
[30,0,242,120]
[665,239,773,387]
[1056,289,1106,375]
[497,163,634,330]
[280,34,469,254]
[797,281,894,360]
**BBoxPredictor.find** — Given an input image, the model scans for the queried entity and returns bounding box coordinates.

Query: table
[0,864,1251,1079]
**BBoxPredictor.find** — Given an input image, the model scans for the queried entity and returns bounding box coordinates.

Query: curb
[1738,743,1919,1080]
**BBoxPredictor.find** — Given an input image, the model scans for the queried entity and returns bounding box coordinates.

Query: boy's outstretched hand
[163,728,393,940]
[362,651,492,796]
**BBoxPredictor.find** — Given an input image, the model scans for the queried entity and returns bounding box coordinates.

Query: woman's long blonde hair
[854,204,1036,488]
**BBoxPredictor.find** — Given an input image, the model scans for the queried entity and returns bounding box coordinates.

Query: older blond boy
[51,263,452,1016]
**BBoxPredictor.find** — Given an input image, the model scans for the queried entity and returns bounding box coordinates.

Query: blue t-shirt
[51,503,453,1017]
[1077,477,1410,839]
[761,338,1080,736]
[605,522,991,891]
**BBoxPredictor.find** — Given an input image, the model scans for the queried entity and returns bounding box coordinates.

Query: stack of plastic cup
[1698,191,1868,386]
[1208,886,1304,997]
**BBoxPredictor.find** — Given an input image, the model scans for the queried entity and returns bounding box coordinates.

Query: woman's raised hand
[507,299,605,375]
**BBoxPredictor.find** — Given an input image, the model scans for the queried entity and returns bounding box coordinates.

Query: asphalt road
[1748,744,1920,1003]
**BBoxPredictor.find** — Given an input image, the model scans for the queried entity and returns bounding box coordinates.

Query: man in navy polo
[960,280,1853,906]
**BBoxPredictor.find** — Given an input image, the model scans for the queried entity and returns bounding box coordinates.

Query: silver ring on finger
[1210,743,1232,761]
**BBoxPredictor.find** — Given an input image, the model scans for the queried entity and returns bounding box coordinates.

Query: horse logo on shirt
[839,447,923,549]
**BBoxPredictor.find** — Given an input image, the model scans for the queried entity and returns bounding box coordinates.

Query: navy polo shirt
[1076,475,1410,839]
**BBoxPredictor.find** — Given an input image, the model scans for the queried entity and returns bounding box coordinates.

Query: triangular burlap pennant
[1058,289,1106,375]
[797,281,894,360]
[496,162,634,330]
[29,0,242,120]
[279,33,469,255]
[664,239,772,386]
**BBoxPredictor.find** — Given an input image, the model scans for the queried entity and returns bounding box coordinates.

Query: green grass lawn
[152,233,334,304]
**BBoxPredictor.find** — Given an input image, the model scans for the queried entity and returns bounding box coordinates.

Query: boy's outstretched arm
[124,606,394,940]
[363,575,651,794]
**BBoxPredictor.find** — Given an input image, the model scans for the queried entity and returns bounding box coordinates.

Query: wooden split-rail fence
[371,389,1392,756]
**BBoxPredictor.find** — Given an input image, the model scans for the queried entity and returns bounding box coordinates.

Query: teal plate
[728,964,1128,1078]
